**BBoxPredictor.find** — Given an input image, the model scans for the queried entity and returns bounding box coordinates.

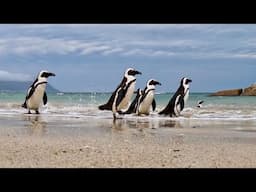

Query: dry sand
[1,114,256,168]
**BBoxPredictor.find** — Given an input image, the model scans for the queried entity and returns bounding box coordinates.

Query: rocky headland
[210,83,256,96]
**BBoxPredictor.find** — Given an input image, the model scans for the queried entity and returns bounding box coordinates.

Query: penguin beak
[48,72,56,77]
[134,70,142,75]
[154,81,161,86]
[187,79,192,83]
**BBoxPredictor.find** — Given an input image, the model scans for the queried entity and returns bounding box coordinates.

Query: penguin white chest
[184,89,189,104]
[27,84,46,110]
[138,91,154,115]
[118,81,135,110]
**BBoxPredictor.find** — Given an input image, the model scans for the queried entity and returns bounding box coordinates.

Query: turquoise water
[1,91,256,106]
[0,91,256,120]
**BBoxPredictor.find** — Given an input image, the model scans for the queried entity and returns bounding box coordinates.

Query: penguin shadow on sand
[23,115,48,136]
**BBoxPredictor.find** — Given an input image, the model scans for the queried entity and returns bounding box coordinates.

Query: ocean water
[1,91,256,121]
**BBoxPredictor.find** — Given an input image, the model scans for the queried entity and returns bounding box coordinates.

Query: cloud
[0,24,256,60]
[102,48,124,55]
[127,39,204,47]
[121,49,150,56]
[80,45,111,55]
[0,70,32,82]
[0,37,114,56]
[151,50,175,56]
[1,24,256,92]
[0,35,253,60]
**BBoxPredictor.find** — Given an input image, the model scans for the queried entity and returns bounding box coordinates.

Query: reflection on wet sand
[111,118,184,130]
[112,119,152,131]
[23,115,47,136]
[19,114,188,138]
[158,120,183,128]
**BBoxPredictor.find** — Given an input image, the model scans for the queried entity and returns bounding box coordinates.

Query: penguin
[197,100,204,108]
[22,70,56,114]
[137,79,161,116]
[98,68,142,119]
[159,77,192,117]
[118,88,143,115]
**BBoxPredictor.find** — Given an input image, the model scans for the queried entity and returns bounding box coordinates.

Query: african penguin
[159,77,192,117]
[98,68,142,119]
[22,70,56,114]
[137,79,161,116]
[118,88,143,115]
[197,100,204,108]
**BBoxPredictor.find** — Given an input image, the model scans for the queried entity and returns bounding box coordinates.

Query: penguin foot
[113,113,123,120]
[36,110,40,114]
[26,110,31,114]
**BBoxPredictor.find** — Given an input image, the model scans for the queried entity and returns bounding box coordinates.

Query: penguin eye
[185,79,190,84]
[128,70,134,75]
[41,72,47,77]
[41,72,49,78]
[184,78,189,84]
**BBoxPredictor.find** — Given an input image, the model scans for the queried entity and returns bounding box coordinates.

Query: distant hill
[0,81,60,93]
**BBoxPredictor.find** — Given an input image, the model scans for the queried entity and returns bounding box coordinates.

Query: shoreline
[0,114,256,168]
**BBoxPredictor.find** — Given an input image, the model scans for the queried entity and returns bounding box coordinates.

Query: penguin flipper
[177,96,184,111]
[43,92,47,105]
[115,88,126,109]
[25,78,38,100]
[26,87,35,100]
[22,87,34,108]
[152,99,156,111]
[174,95,184,116]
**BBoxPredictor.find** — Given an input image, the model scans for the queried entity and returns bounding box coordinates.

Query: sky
[0,24,256,92]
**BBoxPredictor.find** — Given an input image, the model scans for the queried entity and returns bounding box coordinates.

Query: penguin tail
[22,102,27,109]
[117,110,125,115]
[98,103,111,111]
[158,110,165,115]
[158,108,169,115]
[117,110,131,115]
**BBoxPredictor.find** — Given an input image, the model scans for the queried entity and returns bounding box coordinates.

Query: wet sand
[1,114,256,168]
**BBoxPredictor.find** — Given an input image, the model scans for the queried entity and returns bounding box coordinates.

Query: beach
[2,24,256,168]
[1,113,256,168]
